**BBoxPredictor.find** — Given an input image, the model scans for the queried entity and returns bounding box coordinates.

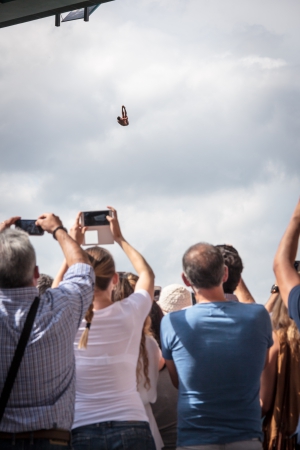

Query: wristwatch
[271,284,279,294]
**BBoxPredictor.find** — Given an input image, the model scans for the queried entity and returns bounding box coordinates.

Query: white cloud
[0,0,299,304]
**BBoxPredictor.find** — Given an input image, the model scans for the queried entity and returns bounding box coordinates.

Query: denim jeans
[0,437,71,449]
[72,421,156,450]
[177,440,262,450]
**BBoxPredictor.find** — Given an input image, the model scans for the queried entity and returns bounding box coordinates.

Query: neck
[194,286,226,303]
[93,290,113,310]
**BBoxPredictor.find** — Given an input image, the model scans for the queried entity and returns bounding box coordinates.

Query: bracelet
[53,226,68,240]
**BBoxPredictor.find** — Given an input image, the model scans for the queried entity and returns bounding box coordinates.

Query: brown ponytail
[78,246,115,349]
[137,315,152,390]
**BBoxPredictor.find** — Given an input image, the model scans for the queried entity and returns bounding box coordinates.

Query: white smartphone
[81,210,114,245]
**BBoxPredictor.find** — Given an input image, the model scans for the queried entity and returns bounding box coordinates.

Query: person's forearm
[274,217,299,270]
[235,278,255,303]
[56,229,90,267]
[273,204,300,306]
[52,259,68,288]
[264,293,279,313]
[117,238,154,279]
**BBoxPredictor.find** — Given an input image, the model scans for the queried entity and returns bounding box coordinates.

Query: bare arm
[260,333,279,416]
[235,277,256,303]
[273,199,300,307]
[51,212,88,288]
[36,213,90,268]
[165,359,179,389]
[264,292,280,313]
[107,207,155,299]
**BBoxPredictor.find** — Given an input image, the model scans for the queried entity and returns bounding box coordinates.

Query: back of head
[37,273,54,295]
[78,246,116,350]
[182,242,224,290]
[0,228,36,288]
[215,244,243,294]
[157,284,192,314]
[86,246,115,291]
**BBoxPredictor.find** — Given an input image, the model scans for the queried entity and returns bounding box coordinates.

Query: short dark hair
[37,274,54,295]
[215,245,243,294]
[182,243,224,289]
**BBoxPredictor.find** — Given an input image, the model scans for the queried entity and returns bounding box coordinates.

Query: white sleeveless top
[72,290,152,429]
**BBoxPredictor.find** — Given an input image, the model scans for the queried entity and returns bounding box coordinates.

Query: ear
[182,272,191,287]
[112,272,119,287]
[222,265,229,283]
[33,266,40,286]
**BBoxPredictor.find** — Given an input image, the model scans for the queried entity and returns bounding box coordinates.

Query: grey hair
[0,228,36,288]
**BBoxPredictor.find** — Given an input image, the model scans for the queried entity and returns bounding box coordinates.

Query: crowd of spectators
[0,199,300,450]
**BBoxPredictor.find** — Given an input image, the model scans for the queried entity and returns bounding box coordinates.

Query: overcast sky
[0,0,299,303]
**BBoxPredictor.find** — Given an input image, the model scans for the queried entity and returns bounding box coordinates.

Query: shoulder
[119,289,152,318]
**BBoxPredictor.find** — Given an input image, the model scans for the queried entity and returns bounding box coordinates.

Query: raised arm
[273,199,300,307]
[51,212,88,288]
[36,213,90,268]
[260,332,279,416]
[235,277,256,303]
[107,207,155,299]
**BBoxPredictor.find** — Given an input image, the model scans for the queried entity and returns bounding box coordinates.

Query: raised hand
[36,213,63,234]
[69,212,87,245]
[0,216,21,232]
[106,206,124,243]
[117,105,129,126]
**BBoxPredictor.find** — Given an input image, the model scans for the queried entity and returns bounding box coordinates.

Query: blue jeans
[72,421,156,450]
[0,437,71,449]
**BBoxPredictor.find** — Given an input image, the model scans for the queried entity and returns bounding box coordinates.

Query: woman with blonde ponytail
[53,207,156,450]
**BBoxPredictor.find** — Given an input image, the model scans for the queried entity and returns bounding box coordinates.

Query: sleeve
[145,337,161,403]
[123,289,152,323]
[54,263,95,328]
[160,314,174,360]
[288,285,300,331]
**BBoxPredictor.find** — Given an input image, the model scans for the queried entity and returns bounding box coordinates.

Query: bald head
[182,243,225,289]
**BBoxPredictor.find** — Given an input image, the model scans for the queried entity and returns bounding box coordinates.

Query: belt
[0,429,70,441]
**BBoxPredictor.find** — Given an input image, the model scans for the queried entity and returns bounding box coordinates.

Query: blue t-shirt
[288,285,300,331]
[161,301,273,446]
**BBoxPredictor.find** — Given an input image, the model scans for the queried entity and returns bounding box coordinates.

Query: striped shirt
[0,263,94,433]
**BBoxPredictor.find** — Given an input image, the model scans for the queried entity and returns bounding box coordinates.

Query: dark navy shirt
[161,301,273,446]
[288,285,300,331]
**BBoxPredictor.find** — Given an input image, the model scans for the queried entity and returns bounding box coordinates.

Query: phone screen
[15,220,44,236]
[83,211,110,227]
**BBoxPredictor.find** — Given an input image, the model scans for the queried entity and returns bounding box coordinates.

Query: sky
[0,0,299,303]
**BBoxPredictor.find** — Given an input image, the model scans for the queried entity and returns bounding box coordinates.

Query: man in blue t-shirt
[273,199,300,329]
[161,243,273,450]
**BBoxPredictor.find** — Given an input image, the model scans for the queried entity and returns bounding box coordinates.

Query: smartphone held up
[15,219,44,236]
[81,210,114,245]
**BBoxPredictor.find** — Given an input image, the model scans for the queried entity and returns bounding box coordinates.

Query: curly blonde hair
[272,294,300,358]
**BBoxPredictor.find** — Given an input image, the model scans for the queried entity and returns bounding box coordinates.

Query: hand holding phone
[0,217,21,232]
[69,212,87,246]
[106,207,124,244]
[36,213,63,234]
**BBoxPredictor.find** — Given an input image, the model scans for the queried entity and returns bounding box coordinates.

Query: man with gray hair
[161,242,273,450]
[0,214,94,449]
